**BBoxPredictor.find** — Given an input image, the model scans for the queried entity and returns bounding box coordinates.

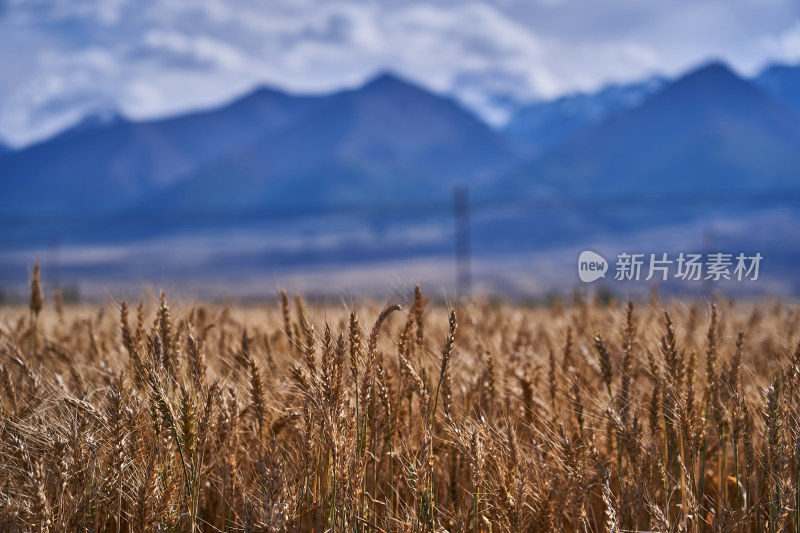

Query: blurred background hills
[2,59,800,299]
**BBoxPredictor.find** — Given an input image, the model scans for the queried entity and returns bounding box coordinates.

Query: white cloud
[0,0,797,146]
[137,29,248,70]
[761,21,800,63]
[1,0,569,144]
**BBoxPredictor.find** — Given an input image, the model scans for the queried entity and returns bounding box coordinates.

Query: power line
[454,186,471,299]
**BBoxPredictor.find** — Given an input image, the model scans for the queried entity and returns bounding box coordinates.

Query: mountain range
[2,60,799,216]
[503,76,667,153]
[0,88,329,212]
[151,74,518,210]
[0,73,517,214]
[2,59,800,295]
[499,62,800,198]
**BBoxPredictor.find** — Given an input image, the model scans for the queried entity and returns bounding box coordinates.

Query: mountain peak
[362,71,421,93]
[675,61,742,88]
[240,84,294,102]
[649,60,761,109]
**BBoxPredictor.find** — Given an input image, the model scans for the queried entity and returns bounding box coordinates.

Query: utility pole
[47,236,61,292]
[454,185,471,299]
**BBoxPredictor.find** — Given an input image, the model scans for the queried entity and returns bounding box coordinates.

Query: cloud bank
[0,0,798,146]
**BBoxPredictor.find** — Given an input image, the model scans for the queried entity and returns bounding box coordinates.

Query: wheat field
[1,266,800,532]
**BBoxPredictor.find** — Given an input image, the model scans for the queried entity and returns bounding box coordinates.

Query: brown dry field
[2,268,800,532]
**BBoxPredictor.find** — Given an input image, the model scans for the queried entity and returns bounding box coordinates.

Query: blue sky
[0,0,799,146]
